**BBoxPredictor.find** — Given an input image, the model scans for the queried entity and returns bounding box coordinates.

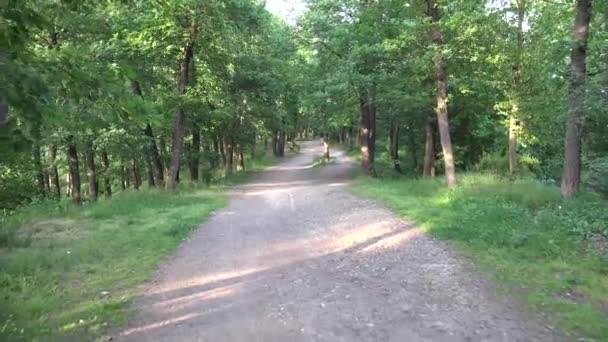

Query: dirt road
[117,141,561,341]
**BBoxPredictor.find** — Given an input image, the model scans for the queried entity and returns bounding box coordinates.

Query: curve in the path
[117,141,562,342]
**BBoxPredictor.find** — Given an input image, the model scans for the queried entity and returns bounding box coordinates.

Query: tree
[561,0,592,197]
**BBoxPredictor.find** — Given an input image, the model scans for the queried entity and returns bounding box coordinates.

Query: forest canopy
[1,0,607,209]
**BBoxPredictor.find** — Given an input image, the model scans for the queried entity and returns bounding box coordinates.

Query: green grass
[0,187,226,341]
[0,149,284,341]
[352,173,608,340]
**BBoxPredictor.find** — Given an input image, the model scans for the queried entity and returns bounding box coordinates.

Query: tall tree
[561,0,592,197]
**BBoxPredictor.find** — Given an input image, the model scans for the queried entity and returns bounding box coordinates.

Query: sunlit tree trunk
[561,0,592,197]
[509,0,526,176]
[166,27,196,191]
[423,116,435,177]
[120,165,127,190]
[508,116,519,175]
[389,119,401,172]
[85,140,97,201]
[428,0,456,188]
[359,90,376,176]
[48,144,61,198]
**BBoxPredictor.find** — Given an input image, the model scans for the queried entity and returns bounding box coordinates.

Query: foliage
[353,174,608,339]
[0,187,225,341]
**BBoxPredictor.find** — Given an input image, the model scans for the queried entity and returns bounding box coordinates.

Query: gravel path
[117,141,562,342]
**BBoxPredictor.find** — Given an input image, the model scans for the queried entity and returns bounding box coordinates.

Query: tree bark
[65,136,81,204]
[131,158,141,190]
[407,126,418,172]
[32,143,46,194]
[120,165,127,190]
[48,144,61,198]
[85,141,97,201]
[272,131,279,156]
[389,119,401,172]
[219,136,226,166]
[278,131,286,157]
[101,151,112,198]
[189,124,200,181]
[144,124,164,186]
[561,0,591,197]
[166,35,195,191]
[423,116,435,178]
[212,136,220,169]
[359,90,376,176]
[224,138,234,176]
[428,0,456,188]
[237,145,245,171]
[509,0,526,176]
[508,116,519,175]
[146,157,155,187]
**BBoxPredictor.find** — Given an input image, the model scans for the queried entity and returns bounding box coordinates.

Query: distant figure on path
[322,138,330,162]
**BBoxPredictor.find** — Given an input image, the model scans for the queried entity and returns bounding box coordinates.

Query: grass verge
[352,174,608,340]
[0,149,285,341]
[0,187,226,341]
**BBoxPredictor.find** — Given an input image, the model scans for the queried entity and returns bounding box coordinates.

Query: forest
[1,0,607,207]
[1,0,607,340]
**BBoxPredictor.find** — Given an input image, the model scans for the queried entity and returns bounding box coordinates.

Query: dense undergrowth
[353,172,608,340]
[0,152,278,341]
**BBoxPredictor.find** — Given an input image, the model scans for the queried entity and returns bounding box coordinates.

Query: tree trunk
[359,91,376,176]
[85,141,97,201]
[389,120,401,172]
[144,124,164,186]
[131,159,141,190]
[561,0,591,197]
[32,143,46,194]
[224,138,234,176]
[48,144,60,198]
[428,0,456,188]
[66,173,71,197]
[146,157,155,187]
[65,136,81,204]
[278,131,286,157]
[509,1,526,176]
[212,136,220,169]
[272,131,279,156]
[120,165,127,190]
[407,126,418,171]
[189,124,200,181]
[101,151,112,198]
[423,116,435,178]
[508,116,519,176]
[237,145,245,171]
[166,36,195,191]
[219,136,226,166]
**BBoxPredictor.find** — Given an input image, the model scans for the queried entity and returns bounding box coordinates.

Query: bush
[584,156,608,198]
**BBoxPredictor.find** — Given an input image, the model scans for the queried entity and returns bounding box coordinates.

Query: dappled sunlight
[147,267,264,296]
[327,221,394,251]
[120,312,202,337]
[145,284,239,313]
[358,228,424,254]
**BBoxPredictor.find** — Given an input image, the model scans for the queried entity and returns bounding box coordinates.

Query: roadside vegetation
[351,153,608,339]
[0,150,278,341]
